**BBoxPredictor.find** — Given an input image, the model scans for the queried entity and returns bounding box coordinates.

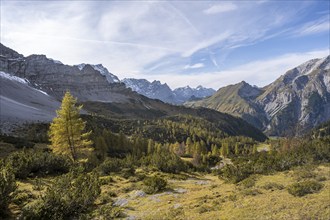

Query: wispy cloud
[184,63,204,69]
[1,1,328,87]
[293,16,329,37]
[139,49,329,89]
[203,3,237,15]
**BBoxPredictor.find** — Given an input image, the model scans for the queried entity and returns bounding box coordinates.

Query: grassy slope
[185,82,267,130]
[12,164,330,219]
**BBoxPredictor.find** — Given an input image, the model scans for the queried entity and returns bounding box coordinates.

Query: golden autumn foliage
[49,91,93,161]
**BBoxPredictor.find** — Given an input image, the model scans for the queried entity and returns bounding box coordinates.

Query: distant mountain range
[122,78,215,104]
[0,43,266,141]
[186,56,330,136]
[1,43,328,137]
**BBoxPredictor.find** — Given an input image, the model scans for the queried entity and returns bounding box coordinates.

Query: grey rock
[0,43,131,103]
[113,198,129,207]
[187,56,330,136]
[173,203,182,209]
[129,190,146,198]
[174,188,187,194]
[122,78,215,104]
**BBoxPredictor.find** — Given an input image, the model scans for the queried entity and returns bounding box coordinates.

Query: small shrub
[6,150,71,179]
[288,180,323,197]
[0,163,17,216]
[99,176,114,185]
[121,167,135,179]
[145,207,185,220]
[227,194,237,202]
[122,183,137,193]
[23,171,101,219]
[262,182,284,190]
[129,173,146,182]
[82,204,124,219]
[98,158,122,175]
[219,164,252,183]
[145,149,188,174]
[143,176,167,194]
[0,134,34,149]
[239,175,257,189]
[197,205,213,214]
[32,178,45,191]
[13,190,34,206]
[98,194,113,205]
[316,176,327,182]
[241,189,262,196]
[293,167,316,180]
[98,205,125,218]
[108,191,117,197]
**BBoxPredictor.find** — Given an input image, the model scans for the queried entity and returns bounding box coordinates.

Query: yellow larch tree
[49,91,93,161]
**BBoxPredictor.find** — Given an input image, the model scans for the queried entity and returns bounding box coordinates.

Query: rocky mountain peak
[122,79,215,104]
[186,56,330,136]
[0,43,24,59]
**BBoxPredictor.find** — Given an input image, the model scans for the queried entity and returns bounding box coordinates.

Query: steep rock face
[187,56,330,136]
[0,43,133,103]
[257,56,330,136]
[122,78,176,103]
[122,78,215,104]
[173,86,215,104]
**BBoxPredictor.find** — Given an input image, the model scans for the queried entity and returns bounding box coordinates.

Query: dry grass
[11,165,330,220]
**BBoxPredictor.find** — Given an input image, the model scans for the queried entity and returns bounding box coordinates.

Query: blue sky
[1,1,329,89]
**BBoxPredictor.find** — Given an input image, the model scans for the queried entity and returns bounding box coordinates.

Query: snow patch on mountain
[1,71,50,96]
[122,78,215,104]
[75,63,120,83]
[0,71,28,84]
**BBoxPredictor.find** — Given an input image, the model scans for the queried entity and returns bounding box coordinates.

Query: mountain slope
[186,56,330,136]
[0,71,60,131]
[186,81,267,129]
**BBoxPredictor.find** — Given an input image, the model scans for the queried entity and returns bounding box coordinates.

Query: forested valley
[1,92,329,219]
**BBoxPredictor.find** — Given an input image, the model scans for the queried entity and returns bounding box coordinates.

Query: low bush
[241,189,262,196]
[143,176,167,194]
[98,158,123,174]
[0,163,17,216]
[13,190,34,206]
[262,182,284,190]
[287,180,323,197]
[239,175,257,188]
[6,150,71,179]
[292,166,316,180]
[98,157,135,176]
[0,134,34,149]
[99,176,114,185]
[23,171,101,219]
[219,164,252,183]
[91,204,124,219]
[141,148,188,174]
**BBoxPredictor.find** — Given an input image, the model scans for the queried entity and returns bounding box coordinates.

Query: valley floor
[12,164,330,220]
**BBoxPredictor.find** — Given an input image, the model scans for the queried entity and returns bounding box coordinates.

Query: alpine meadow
[0,1,329,219]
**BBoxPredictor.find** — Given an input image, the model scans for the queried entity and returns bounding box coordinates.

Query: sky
[1,0,329,89]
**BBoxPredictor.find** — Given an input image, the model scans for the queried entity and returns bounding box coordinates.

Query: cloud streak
[138,49,329,89]
[203,3,237,15]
